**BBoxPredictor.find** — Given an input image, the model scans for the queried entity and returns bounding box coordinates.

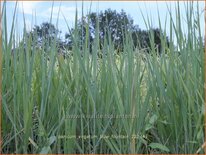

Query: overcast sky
[4,1,205,41]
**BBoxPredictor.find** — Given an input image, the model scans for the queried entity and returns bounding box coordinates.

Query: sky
[3,1,205,41]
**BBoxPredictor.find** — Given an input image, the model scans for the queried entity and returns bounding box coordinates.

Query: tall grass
[2,1,205,153]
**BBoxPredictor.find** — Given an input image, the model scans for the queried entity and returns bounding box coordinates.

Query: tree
[66,9,171,55]
[66,9,137,53]
[93,9,135,50]
[26,22,65,53]
[132,28,170,54]
[65,20,94,52]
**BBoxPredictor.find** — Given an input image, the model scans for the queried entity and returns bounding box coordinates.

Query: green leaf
[145,123,153,131]
[40,146,51,154]
[149,142,170,152]
[149,114,158,124]
[48,136,56,146]
[197,129,203,140]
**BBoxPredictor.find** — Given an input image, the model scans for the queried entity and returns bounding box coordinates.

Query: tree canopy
[25,22,65,53]
[65,9,169,54]
[20,9,170,55]
[65,9,137,52]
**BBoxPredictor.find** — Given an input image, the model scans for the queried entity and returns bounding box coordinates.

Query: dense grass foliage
[2,1,205,153]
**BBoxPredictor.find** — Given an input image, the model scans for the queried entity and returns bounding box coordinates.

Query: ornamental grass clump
[2,1,204,154]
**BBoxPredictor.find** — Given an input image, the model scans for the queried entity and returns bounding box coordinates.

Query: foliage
[66,9,169,54]
[132,28,170,54]
[65,9,136,52]
[2,1,205,154]
[25,22,66,53]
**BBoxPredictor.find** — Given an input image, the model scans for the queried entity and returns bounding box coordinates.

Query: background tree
[66,9,170,54]
[132,28,170,54]
[22,11,170,56]
[27,22,65,52]
[66,9,137,52]
[65,20,94,52]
